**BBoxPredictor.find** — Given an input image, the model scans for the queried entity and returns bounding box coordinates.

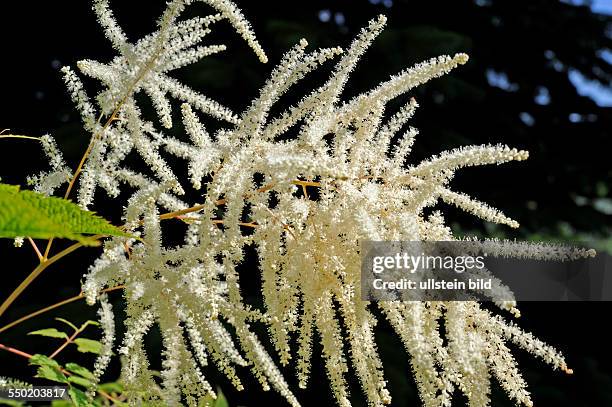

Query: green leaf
[68,387,90,407]
[97,382,123,394]
[28,328,69,339]
[198,388,229,407]
[30,354,61,368]
[72,338,102,354]
[214,390,229,407]
[29,355,68,384]
[35,362,68,383]
[65,363,95,380]
[36,364,68,384]
[0,184,132,245]
[51,401,73,407]
[68,375,93,388]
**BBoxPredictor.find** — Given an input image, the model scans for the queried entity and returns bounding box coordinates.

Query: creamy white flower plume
[37,1,595,406]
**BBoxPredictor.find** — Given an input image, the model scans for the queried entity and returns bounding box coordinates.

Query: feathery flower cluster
[29,1,594,405]
[26,135,71,196]
[0,377,32,389]
[88,295,115,399]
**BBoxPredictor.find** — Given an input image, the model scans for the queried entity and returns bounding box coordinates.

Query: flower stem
[49,324,85,359]
[0,134,41,141]
[0,285,124,335]
[27,238,44,262]
[0,238,101,319]
[0,342,33,359]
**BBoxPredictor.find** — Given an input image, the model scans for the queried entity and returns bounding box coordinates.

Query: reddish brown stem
[0,342,33,359]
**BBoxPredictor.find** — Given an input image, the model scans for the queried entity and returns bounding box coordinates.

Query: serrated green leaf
[72,338,102,354]
[0,184,132,244]
[28,328,69,339]
[68,375,93,388]
[68,387,90,407]
[28,355,68,384]
[65,363,95,380]
[30,354,61,369]
[34,365,68,383]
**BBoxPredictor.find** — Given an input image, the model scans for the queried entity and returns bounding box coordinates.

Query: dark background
[0,0,611,406]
